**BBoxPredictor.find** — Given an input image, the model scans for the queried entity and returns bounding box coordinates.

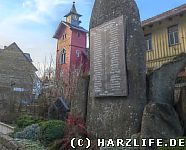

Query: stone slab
[90,15,128,97]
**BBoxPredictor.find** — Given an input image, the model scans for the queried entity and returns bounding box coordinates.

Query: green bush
[39,120,65,146]
[16,139,47,150]
[15,124,40,141]
[16,115,42,129]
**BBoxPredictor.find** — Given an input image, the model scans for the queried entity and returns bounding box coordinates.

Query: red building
[53,2,88,97]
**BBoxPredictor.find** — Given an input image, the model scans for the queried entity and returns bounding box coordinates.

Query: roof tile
[142,3,186,27]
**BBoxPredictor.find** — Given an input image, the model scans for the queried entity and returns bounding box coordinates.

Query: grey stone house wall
[0,43,37,120]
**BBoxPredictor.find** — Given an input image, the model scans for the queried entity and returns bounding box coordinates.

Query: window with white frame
[168,25,179,46]
[61,49,66,64]
[145,34,152,51]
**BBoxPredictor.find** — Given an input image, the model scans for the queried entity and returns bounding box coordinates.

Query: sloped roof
[53,21,88,39]
[64,21,88,32]
[5,42,37,71]
[142,3,186,27]
[64,2,82,17]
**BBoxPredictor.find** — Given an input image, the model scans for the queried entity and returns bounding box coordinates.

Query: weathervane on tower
[64,0,82,26]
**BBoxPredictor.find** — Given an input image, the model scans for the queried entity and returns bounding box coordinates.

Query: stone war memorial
[71,0,186,149]
[87,0,146,139]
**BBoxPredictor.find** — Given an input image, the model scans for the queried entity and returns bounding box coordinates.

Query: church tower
[64,2,82,27]
[53,2,88,98]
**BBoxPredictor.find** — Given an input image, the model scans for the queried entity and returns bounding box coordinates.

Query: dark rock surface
[177,86,186,134]
[148,53,186,105]
[140,55,186,150]
[71,76,89,120]
[0,134,24,150]
[140,102,184,150]
[87,0,146,139]
[181,86,186,131]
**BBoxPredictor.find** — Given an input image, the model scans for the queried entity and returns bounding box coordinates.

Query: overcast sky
[0,0,186,73]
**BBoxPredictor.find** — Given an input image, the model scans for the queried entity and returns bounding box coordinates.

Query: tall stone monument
[87,0,147,138]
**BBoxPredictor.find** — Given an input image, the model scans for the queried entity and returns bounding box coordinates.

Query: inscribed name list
[90,15,128,97]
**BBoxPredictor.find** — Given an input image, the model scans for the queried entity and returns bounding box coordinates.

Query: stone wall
[0,134,24,150]
[0,43,36,90]
[0,43,36,122]
[0,122,14,135]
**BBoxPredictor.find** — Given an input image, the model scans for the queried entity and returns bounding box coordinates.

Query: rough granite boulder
[87,0,146,139]
[71,76,89,120]
[148,53,186,105]
[141,103,184,139]
[140,102,184,150]
[0,134,24,150]
[140,54,186,149]
[177,87,186,134]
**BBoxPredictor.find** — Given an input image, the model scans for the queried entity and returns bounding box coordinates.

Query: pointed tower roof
[64,1,82,17]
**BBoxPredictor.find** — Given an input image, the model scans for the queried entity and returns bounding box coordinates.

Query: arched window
[61,49,66,64]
